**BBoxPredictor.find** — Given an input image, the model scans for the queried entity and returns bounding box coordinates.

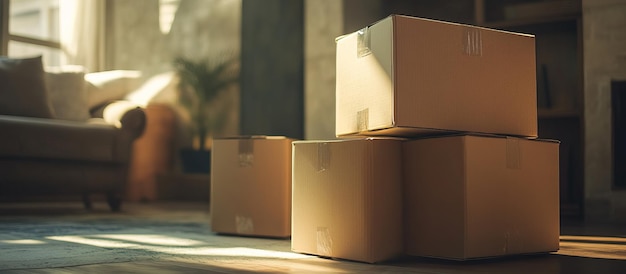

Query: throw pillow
[0,55,55,118]
[45,66,91,121]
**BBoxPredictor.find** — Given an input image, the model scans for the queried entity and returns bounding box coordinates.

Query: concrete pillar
[583,0,626,222]
[304,0,342,140]
[240,0,304,139]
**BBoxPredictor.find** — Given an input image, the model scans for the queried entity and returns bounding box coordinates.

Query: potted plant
[173,55,238,173]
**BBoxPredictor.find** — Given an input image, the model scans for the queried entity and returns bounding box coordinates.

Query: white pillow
[45,66,90,121]
[84,70,142,108]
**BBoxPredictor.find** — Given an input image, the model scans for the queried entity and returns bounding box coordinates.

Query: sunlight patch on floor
[160,246,311,259]
[168,257,353,273]
[95,234,206,246]
[558,235,626,260]
[0,239,47,245]
[46,234,311,259]
[47,235,141,248]
[560,235,626,244]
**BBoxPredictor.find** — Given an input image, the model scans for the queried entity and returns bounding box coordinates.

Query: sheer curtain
[59,0,106,72]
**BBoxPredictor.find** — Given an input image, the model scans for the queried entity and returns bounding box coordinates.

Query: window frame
[0,0,62,56]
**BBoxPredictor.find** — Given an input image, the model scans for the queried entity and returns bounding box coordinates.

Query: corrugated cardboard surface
[403,135,559,260]
[210,137,293,238]
[291,138,404,263]
[336,15,537,138]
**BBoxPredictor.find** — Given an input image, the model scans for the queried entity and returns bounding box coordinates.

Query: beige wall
[583,0,626,222]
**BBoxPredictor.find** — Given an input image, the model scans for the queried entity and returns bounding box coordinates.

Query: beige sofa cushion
[0,115,128,163]
[85,70,142,108]
[0,56,55,118]
[45,66,91,121]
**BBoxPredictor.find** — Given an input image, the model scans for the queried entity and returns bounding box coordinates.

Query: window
[1,0,63,66]
[2,0,106,71]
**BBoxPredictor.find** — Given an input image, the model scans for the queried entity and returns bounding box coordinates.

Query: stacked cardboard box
[402,135,559,260]
[335,15,537,138]
[291,14,559,262]
[291,138,404,263]
[210,136,294,238]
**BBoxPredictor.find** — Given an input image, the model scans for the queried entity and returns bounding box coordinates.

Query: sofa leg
[107,192,122,212]
[82,194,93,210]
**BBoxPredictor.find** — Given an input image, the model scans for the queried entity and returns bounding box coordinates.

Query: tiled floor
[1,201,626,274]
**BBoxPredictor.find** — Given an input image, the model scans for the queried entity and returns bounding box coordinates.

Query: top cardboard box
[335,15,537,138]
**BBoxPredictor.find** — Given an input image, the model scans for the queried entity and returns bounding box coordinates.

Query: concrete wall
[583,0,626,222]
[304,0,342,140]
[108,0,240,73]
[107,0,164,73]
[107,0,241,140]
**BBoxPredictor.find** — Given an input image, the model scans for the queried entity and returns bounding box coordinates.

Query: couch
[0,56,146,211]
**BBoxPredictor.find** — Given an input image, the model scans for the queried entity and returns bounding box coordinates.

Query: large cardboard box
[336,15,537,138]
[403,135,559,260]
[210,136,294,238]
[292,138,404,263]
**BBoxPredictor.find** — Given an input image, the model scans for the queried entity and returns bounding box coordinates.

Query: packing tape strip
[357,108,369,132]
[357,26,371,58]
[462,27,483,56]
[235,215,254,234]
[317,142,330,172]
[238,138,254,167]
[316,227,333,256]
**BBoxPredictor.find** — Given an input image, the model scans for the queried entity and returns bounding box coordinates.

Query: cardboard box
[403,135,559,260]
[335,15,537,138]
[291,138,404,263]
[210,136,294,238]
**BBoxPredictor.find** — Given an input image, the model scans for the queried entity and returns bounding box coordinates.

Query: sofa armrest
[119,106,147,139]
[91,100,146,139]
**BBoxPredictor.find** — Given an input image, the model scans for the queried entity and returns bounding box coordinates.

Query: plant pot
[180,148,211,174]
